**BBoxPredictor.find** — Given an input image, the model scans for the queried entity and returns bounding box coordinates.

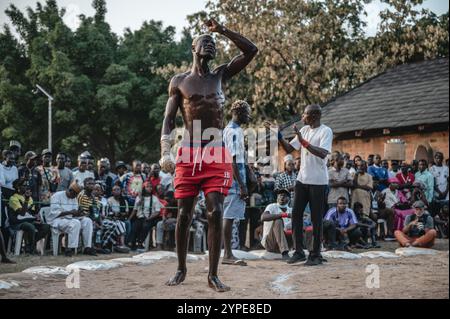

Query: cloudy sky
[0,0,448,40]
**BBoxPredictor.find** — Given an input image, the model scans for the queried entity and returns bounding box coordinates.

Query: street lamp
[34,84,54,152]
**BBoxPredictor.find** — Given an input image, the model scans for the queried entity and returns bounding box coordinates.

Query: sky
[0,0,448,40]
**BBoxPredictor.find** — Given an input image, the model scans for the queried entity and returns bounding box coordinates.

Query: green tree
[181,0,448,124]
[0,0,192,164]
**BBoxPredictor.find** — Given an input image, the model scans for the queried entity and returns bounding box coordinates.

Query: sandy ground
[0,240,448,299]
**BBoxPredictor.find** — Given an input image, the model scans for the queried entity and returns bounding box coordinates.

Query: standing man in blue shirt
[368,154,389,191]
[222,100,251,266]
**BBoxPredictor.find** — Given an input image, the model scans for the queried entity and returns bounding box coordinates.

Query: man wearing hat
[18,151,42,203]
[73,153,95,187]
[394,200,437,248]
[48,181,96,256]
[9,140,21,162]
[114,161,128,184]
[260,189,293,260]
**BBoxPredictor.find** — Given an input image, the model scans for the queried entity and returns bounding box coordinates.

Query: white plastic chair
[40,207,77,256]
[5,207,25,256]
[189,226,207,253]
[377,219,387,238]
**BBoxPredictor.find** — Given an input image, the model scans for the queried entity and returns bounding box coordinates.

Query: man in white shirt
[48,182,96,256]
[379,178,400,239]
[261,189,292,260]
[266,104,332,266]
[73,155,95,187]
[430,152,449,206]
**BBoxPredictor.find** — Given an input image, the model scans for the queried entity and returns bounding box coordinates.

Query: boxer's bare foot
[166,269,186,286]
[208,275,230,292]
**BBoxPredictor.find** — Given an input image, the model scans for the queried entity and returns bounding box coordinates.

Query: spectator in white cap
[9,140,21,161]
[73,153,95,187]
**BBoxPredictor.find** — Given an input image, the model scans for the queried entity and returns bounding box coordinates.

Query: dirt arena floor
[0,240,448,299]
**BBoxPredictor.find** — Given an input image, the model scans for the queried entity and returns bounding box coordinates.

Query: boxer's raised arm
[206,19,258,80]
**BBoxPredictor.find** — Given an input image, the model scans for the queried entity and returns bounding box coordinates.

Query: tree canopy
[0,0,448,163]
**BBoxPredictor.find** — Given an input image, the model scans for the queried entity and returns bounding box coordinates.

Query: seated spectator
[396,162,415,200]
[394,200,437,248]
[8,179,50,254]
[368,154,389,191]
[415,159,434,205]
[327,152,353,209]
[48,182,96,256]
[434,204,449,239]
[78,178,110,254]
[129,181,162,251]
[323,197,365,251]
[353,202,379,248]
[156,204,176,251]
[260,189,292,260]
[107,185,132,246]
[351,160,373,219]
[391,180,422,231]
[377,177,404,240]
[92,183,120,253]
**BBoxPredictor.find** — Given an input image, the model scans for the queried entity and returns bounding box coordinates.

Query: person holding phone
[395,200,437,248]
[9,179,50,254]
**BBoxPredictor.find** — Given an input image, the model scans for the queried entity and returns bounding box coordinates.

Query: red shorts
[174,144,233,199]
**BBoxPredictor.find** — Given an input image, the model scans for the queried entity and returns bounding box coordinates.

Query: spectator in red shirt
[148,163,161,195]
[396,162,415,199]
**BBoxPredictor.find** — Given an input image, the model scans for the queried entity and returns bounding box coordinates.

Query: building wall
[277,130,449,170]
[332,130,449,163]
